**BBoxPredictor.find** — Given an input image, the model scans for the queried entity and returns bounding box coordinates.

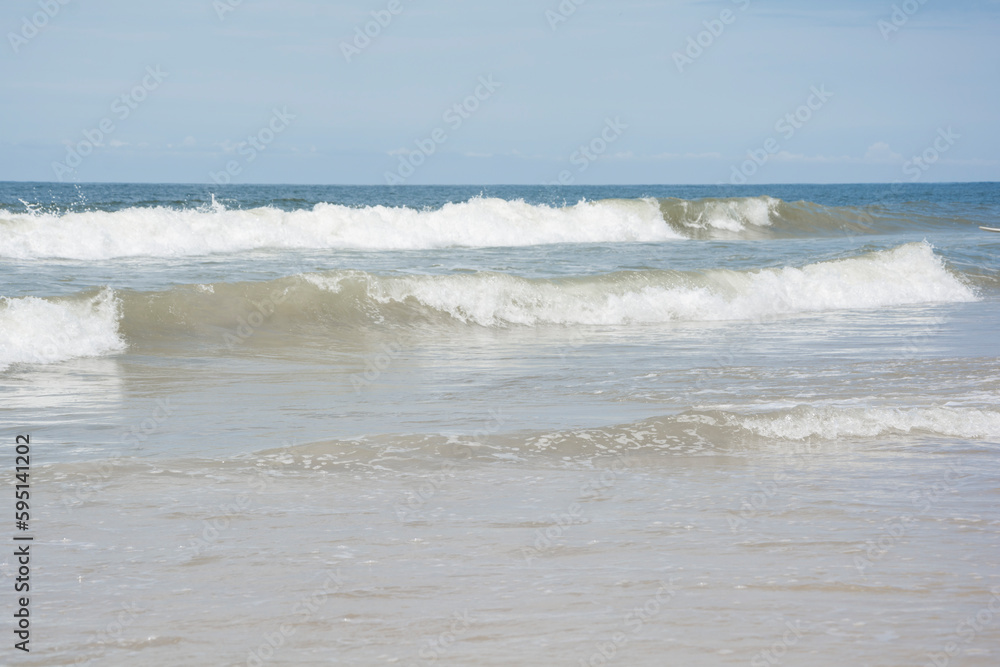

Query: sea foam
[0,197,679,259]
[0,289,125,370]
[735,405,1000,441]
[306,242,976,326]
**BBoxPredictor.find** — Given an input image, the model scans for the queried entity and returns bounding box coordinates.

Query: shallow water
[2,182,999,665]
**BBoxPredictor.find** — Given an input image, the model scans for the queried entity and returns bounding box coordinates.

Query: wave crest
[0,289,125,370]
[304,241,975,326]
[4,243,973,366]
[1,194,985,258]
[0,197,678,259]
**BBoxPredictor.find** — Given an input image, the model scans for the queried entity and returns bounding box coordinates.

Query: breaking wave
[1,242,977,369]
[301,242,974,326]
[0,197,678,259]
[0,289,125,371]
[0,195,981,259]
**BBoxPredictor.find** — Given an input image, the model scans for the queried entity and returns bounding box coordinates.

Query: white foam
[0,290,125,370]
[0,197,679,259]
[677,196,778,232]
[736,406,1000,441]
[310,242,976,326]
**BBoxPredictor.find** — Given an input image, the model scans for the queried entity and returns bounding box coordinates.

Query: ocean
[1,182,999,666]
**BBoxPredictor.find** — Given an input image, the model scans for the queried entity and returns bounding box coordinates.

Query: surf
[2,194,988,260]
[0,197,679,259]
[1,241,977,371]
[0,289,125,370]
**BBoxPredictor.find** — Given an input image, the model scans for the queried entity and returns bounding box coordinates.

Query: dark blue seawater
[2,181,1000,214]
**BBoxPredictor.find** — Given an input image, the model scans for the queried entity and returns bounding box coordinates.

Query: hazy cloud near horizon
[1,0,997,184]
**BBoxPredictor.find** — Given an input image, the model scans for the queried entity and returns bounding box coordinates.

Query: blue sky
[1,0,998,184]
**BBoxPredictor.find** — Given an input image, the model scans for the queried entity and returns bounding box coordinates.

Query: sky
[0,0,998,185]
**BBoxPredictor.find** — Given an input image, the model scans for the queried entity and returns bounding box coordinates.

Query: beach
[2,182,999,665]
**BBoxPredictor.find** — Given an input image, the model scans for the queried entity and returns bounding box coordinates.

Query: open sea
[1,181,999,666]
